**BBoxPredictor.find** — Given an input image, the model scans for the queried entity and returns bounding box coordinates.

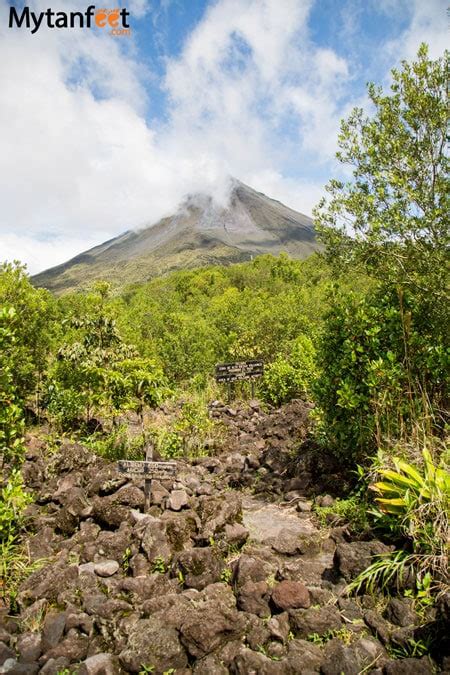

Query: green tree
[0,307,25,467]
[314,45,448,299]
[313,46,449,460]
[0,262,54,415]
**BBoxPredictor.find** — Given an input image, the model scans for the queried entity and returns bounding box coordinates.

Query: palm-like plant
[370,450,450,516]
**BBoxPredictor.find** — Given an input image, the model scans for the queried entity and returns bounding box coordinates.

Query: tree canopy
[314,44,449,299]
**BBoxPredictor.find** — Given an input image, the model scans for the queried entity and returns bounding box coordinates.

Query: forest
[0,45,448,673]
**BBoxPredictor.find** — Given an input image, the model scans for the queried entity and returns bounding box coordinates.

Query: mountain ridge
[32,180,320,293]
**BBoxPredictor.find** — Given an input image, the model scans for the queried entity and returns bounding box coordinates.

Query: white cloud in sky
[0,0,447,274]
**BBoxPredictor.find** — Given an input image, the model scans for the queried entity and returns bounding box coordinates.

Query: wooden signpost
[215,360,264,400]
[117,442,177,511]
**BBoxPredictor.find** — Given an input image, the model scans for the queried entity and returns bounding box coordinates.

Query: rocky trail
[1,400,448,674]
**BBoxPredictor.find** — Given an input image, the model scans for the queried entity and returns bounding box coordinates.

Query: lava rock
[237,580,271,617]
[384,597,417,627]
[175,548,224,591]
[224,522,249,547]
[168,489,189,511]
[289,606,343,638]
[78,653,119,675]
[16,633,42,663]
[383,656,434,674]
[335,540,392,580]
[272,580,311,611]
[119,617,188,673]
[94,560,120,577]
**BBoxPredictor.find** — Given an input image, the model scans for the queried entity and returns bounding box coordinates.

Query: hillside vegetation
[0,45,448,673]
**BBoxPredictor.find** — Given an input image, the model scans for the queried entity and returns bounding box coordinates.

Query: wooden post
[144,441,153,512]
[251,379,255,399]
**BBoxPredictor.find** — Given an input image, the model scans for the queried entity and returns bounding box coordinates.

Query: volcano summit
[33,180,319,293]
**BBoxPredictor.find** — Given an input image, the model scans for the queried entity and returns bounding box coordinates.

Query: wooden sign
[117,460,177,479]
[215,360,264,383]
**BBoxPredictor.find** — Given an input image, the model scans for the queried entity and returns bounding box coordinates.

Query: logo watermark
[8,5,131,36]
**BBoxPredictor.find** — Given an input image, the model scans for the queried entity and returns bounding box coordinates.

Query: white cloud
[0,0,447,274]
[128,0,151,19]
[383,0,448,63]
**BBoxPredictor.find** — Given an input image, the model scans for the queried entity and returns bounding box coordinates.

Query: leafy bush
[0,307,25,466]
[260,334,317,406]
[83,427,139,461]
[314,287,448,462]
[0,471,31,541]
[46,384,84,431]
[149,394,222,459]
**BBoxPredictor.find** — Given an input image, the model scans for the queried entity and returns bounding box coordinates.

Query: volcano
[32,179,319,292]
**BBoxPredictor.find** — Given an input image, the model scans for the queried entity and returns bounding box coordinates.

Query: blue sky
[0,0,447,273]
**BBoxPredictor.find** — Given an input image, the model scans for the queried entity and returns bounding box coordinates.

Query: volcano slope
[1,400,447,673]
[32,181,319,293]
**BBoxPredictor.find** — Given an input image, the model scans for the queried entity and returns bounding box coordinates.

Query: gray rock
[65,612,93,636]
[0,644,15,667]
[175,547,224,591]
[168,489,189,511]
[267,613,290,643]
[16,633,42,663]
[231,646,285,673]
[383,656,434,674]
[285,639,322,673]
[0,660,38,674]
[140,515,172,564]
[237,580,271,617]
[79,562,96,575]
[119,616,188,673]
[37,657,70,675]
[180,600,246,659]
[354,637,387,670]
[78,653,119,675]
[94,560,120,577]
[224,522,249,547]
[150,480,169,506]
[318,494,335,507]
[289,606,343,638]
[384,597,417,627]
[41,612,66,652]
[335,540,392,581]
[197,493,242,541]
[321,639,360,675]
[245,615,271,651]
[41,633,89,663]
[113,485,145,507]
[234,554,276,588]
[193,654,228,674]
[364,610,392,645]
[91,496,129,528]
[18,563,78,605]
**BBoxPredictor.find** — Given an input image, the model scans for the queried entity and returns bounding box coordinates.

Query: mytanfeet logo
[8,5,131,36]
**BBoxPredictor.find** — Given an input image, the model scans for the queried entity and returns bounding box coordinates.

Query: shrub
[314,287,448,463]
[46,384,84,431]
[260,334,316,406]
[0,470,32,542]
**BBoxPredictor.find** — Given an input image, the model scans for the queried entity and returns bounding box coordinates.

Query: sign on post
[215,360,264,399]
[117,460,177,479]
[117,441,177,512]
[215,360,264,382]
